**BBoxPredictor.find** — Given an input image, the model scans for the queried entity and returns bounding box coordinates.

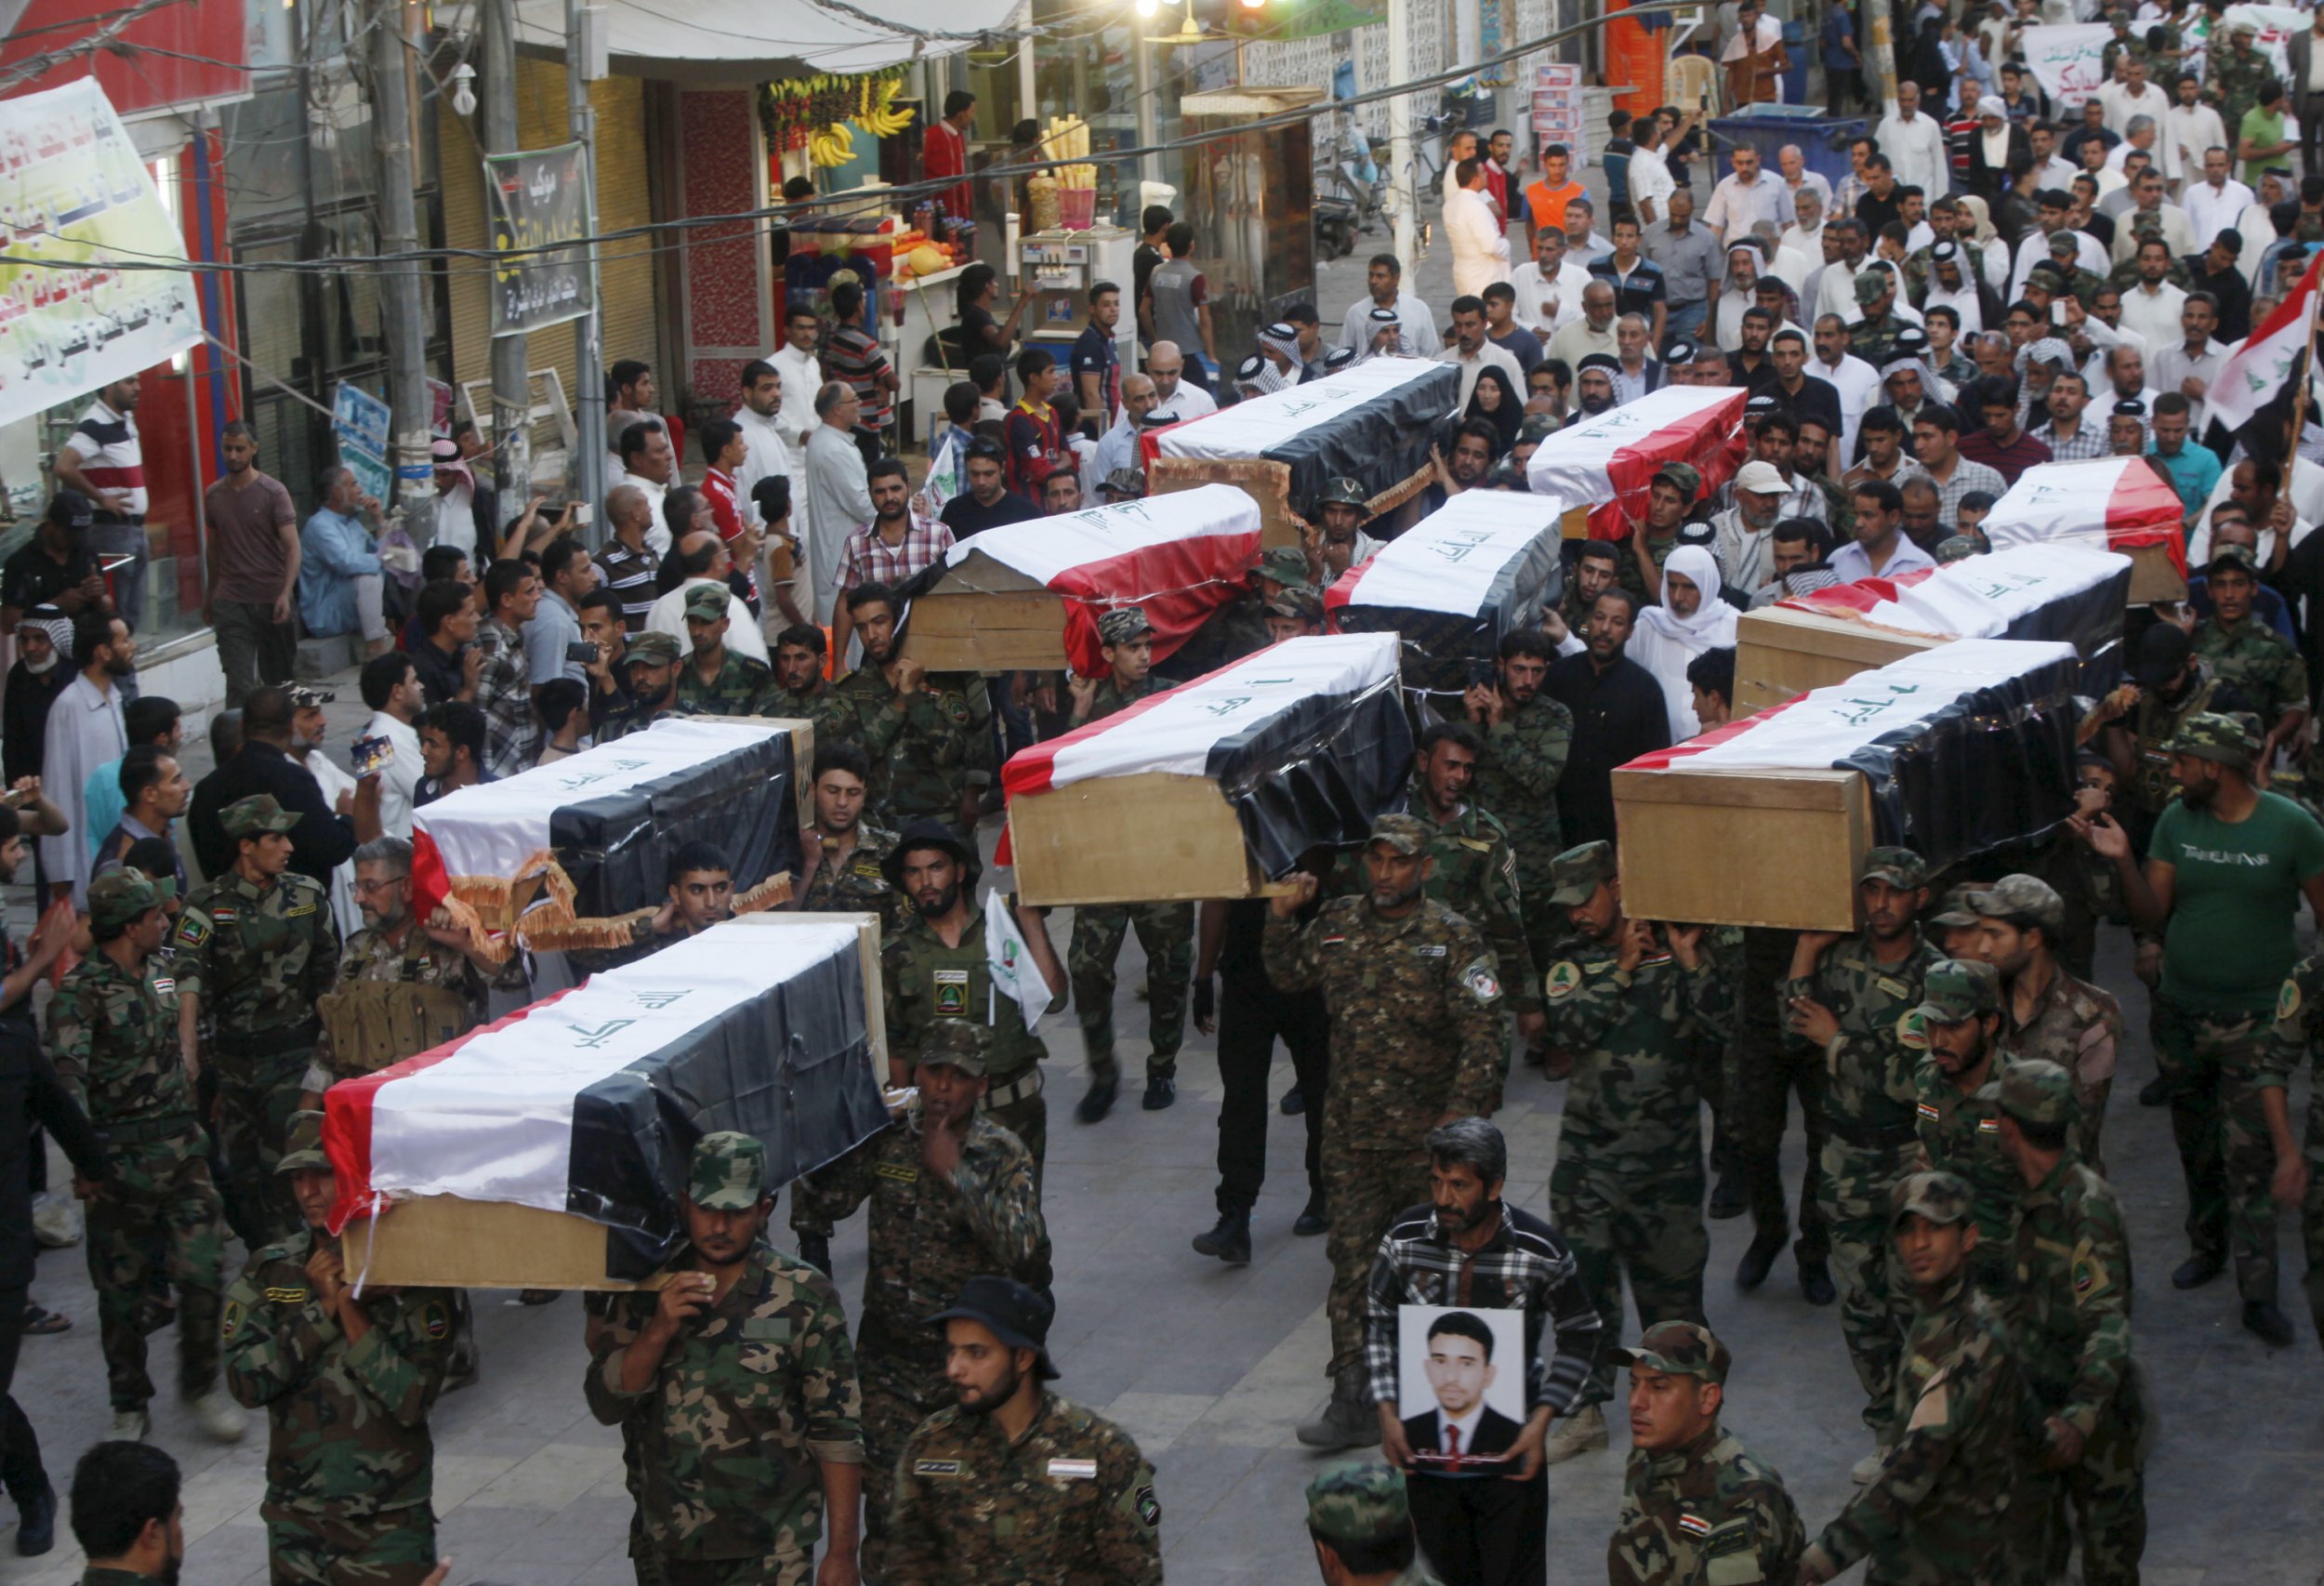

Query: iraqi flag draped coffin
[1978,456,2190,599]
[1000,633,1413,906]
[1523,385,1750,538]
[322,915,886,1283]
[1613,640,2084,930]
[1773,542,2132,680]
[1145,357,1459,523]
[413,718,805,958]
[897,483,1261,676]
[1323,490,1567,697]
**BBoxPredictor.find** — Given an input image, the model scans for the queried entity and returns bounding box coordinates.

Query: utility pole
[567,0,606,539]
[482,0,532,537]
[1388,0,1415,270]
[368,0,435,535]
[1868,0,1901,120]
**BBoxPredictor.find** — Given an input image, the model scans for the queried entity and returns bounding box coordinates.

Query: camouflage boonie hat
[1891,1169,1974,1226]
[1859,845,1927,890]
[1367,813,1432,857]
[625,630,682,667]
[277,1110,330,1174]
[1934,535,1984,564]
[1654,461,1702,500]
[683,583,730,623]
[1546,839,1618,906]
[1259,547,1312,586]
[220,794,300,839]
[1608,1320,1732,1386]
[1927,884,1981,928]
[1317,476,1370,509]
[2163,710,2261,771]
[1978,1056,2079,1125]
[1264,587,1325,624]
[1965,872,2065,934]
[86,870,160,932]
[688,1130,769,1210]
[1096,606,1153,647]
[918,1019,991,1077]
[1916,958,2000,1024]
[1305,1462,1411,1547]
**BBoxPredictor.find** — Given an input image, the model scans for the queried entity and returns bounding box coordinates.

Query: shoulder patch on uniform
[1462,961,1501,1003]
[222,1299,242,1338]
[1895,1009,1928,1051]
[152,976,175,997]
[264,1285,311,1304]
[1135,1485,1161,1529]
[211,906,237,924]
[175,916,210,948]
[2073,1259,2095,1294]
[421,1302,450,1341]
[1545,960,1581,1000]
[1916,1102,1940,1122]
[284,899,317,918]
[1676,1513,1712,1538]
[2278,977,2302,1024]
[1976,1117,2000,1134]
[943,695,971,725]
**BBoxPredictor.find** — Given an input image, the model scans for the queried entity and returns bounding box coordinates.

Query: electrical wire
[0,0,197,94]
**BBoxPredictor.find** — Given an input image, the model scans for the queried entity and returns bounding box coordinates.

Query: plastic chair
[1667,52,1721,121]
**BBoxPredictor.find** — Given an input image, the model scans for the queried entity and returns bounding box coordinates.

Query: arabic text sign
[332,381,392,505]
[485,142,592,337]
[2019,24,2112,110]
[0,80,203,430]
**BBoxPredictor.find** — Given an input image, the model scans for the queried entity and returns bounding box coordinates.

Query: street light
[448,60,478,117]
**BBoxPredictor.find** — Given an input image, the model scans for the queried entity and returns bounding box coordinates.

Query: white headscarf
[1631,545,1740,740]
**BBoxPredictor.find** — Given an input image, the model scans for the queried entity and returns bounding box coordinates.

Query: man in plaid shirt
[1365,1117,1603,1586]
[831,458,953,659]
[474,559,544,780]
[1908,406,2010,535]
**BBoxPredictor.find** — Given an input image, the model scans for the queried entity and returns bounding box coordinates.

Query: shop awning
[514,0,1028,86]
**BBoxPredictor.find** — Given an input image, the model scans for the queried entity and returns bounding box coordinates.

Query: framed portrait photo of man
[1396,1304,1526,1477]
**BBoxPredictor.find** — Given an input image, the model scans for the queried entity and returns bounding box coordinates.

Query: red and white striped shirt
[700,467,759,602]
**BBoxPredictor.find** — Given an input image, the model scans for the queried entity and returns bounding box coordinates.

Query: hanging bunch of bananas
[855,76,916,139]
[809,122,855,167]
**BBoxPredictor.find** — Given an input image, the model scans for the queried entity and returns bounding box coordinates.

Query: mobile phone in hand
[566,640,600,666]
[351,735,394,777]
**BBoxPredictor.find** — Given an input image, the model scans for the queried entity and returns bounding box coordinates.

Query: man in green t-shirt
[2239,80,2295,186]
[2084,712,2324,1349]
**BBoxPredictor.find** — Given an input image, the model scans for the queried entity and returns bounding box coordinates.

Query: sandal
[21,1305,69,1336]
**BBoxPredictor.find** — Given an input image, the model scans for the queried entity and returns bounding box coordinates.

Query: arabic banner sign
[332,381,392,505]
[0,80,203,430]
[485,142,592,337]
[2018,23,2112,110]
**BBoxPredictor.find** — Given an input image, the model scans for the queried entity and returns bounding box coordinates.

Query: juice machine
[1020,227,1139,374]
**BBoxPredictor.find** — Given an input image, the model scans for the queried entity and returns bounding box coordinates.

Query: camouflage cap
[1367,813,1432,857]
[85,869,160,932]
[2045,231,2080,255]
[219,793,301,839]
[687,1130,769,1210]
[1859,845,1927,890]
[1926,883,1982,928]
[1654,461,1702,500]
[1096,606,1153,647]
[1916,958,2000,1024]
[1304,1462,1412,1547]
[1258,546,1312,586]
[277,1110,330,1175]
[1890,1168,1974,1226]
[1933,535,1983,564]
[1607,1319,1732,1386]
[1546,839,1618,906]
[2162,710,2261,771]
[683,582,731,623]
[2208,543,2261,577]
[1518,413,1559,444]
[1965,871,2065,934]
[1854,270,1891,305]
[1264,586,1325,624]
[1099,467,1148,499]
[625,630,682,667]
[1977,1056,2079,1126]
[1317,476,1370,509]
[288,686,335,710]
[917,1018,991,1077]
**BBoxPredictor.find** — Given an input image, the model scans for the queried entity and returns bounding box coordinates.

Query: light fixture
[1135,0,1158,14]
[448,60,478,117]
[1238,0,1263,8]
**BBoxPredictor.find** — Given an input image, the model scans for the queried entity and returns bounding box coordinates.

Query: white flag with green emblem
[985,887,1052,1032]
[2208,249,2323,436]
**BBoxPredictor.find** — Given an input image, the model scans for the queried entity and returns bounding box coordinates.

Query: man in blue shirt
[2150,391,2222,519]
[1071,281,1124,430]
[523,534,597,689]
[296,467,388,655]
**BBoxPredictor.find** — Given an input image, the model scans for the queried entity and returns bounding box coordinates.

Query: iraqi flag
[1524,384,1750,537]
[2208,247,2323,436]
[1146,356,1460,512]
[1325,490,1565,695]
[918,483,1261,677]
[322,916,886,1279]
[1774,543,2131,664]
[1979,456,2190,578]
[999,632,1412,880]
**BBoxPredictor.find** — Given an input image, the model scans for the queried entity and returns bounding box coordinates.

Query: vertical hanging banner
[332,381,393,505]
[484,142,593,337]
[0,80,203,430]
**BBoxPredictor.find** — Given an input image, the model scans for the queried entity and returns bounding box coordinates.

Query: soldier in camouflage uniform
[1304,1462,1443,1586]
[1266,813,1504,1450]
[1731,922,1835,1304]
[1970,873,2124,1171]
[586,1131,864,1586]
[792,741,908,938]
[1780,847,1944,1471]
[224,1112,455,1586]
[51,871,240,1444]
[175,795,341,1249]
[1801,1171,2040,1586]
[2212,20,2273,139]
[829,583,993,834]
[790,1024,1048,1577]
[597,632,694,742]
[2091,621,2242,833]
[1848,272,1908,373]
[2033,757,2127,981]
[2192,546,2308,750]
[1064,609,1195,1119]
[1616,465,1705,609]
[768,623,860,756]
[1559,541,1624,641]
[1463,628,1574,988]
[2263,952,2324,1349]
[1537,841,1731,1461]
[1903,960,2018,1296]
[1989,1062,2146,1586]
[673,583,774,717]
[1606,1322,1804,1586]
[888,1275,1160,1585]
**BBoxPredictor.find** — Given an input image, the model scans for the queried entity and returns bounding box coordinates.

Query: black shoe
[2139,1076,2171,1107]
[15,1484,54,1557]
[1708,1170,1748,1222]
[1076,1075,1119,1124]
[1735,1229,1784,1290]
[1142,1076,1176,1111]
[1799,1258,1837,1307]
[2244,1301,2297,1348]
[1293,1192,1329,1236]
[1279,1084,1305,1116]
[1193,1210,1252,1265]
[798,1235,832,1275]
[2172,1252,2224,1290]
